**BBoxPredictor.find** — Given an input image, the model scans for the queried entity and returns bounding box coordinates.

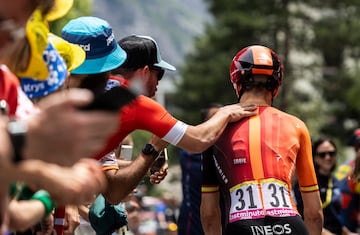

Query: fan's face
[0,0,35,61]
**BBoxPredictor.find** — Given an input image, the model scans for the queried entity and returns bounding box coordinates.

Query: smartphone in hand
[80,86,137,111]
[150,148,168,175]
[120,145,133,161]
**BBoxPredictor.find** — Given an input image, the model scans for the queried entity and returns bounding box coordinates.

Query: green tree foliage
[296,0,360,140]
[171,0,360,144]
[170,0,292,125]
[49,0,93,35]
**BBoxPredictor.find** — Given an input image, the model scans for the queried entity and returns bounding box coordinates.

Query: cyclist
[201,45,323,235]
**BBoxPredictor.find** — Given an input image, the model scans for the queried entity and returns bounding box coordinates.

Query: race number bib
[229,179,296,222]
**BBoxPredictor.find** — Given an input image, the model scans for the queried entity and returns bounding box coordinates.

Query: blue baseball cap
[20,42,67,98]
[62,16,127,75]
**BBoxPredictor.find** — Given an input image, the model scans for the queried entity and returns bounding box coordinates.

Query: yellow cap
[45,0,74,21]
[16,9,49,80]
[48,33,85,72]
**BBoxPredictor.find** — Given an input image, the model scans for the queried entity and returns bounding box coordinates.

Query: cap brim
[66,43,86,71]
[154,60,176,71]
[71,45,127,74]
[48,33,85,72]
[46,0,74,21]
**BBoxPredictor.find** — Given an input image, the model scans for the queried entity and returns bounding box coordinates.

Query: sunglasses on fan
[150,66,165,81]
[316,151,336,158]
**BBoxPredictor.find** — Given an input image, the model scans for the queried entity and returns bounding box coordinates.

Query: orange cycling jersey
[202,106,318,224]
[94,76,187,160]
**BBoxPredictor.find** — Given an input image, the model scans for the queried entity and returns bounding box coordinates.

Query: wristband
[142,144,160,160]
[7,120,27,163]
[31,190,56,217]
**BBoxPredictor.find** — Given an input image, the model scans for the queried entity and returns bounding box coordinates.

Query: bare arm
[201,192,222,235]
[78,205,90,222]
[24,88,119,166]
[103,136,166,204]
[63,205,80,235]
[342,226,359,235]
[0,117,13,182]
[4,159,107,206]
[103,154,154,204]
[177,104,256,153]
[301,191,323,235]
[8,199,46,232]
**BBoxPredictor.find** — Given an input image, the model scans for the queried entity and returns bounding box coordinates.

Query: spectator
[177,103,222,235]
[334,129,360,234]
[61,29,257,204]
[294,137,344,235]
[0,0,118,233]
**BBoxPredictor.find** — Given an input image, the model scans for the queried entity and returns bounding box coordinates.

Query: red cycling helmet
[230,45,283,89]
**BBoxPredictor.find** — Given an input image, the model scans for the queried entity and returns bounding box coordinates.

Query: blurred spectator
[294,137,344,235]
[177,104,222,235]
[155,192,178,235]
[334,129,360,234]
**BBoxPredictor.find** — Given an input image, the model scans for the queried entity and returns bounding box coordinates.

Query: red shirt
[94,76,187,160]
[0,65,20,116]
[0,65,37,119]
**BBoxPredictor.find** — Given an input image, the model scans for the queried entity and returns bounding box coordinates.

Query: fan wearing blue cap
[109,34,176,97]
[62,16,127,93]
[61,16,131,235]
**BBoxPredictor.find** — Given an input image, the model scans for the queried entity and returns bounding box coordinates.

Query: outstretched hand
[25,88,120,166]
[30,158,107,206]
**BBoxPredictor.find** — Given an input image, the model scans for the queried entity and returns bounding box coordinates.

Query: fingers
[72,160,107,198]
[224,103,258,123]
[44,161,106,205]
[241,104,257,111]
[63,220,80,234]
[37,88,94,111]
[149,168,168,184]
[26,99,120,165]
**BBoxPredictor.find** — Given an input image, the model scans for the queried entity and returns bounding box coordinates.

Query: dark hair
[79,72,110,96]
[312,137,337,173]
[116,36,158,69]
[111,67,137,80]
[348,128,360,149]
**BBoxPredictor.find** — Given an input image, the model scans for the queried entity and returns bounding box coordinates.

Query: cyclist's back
[213,106,315,234]
[201,45,323,235]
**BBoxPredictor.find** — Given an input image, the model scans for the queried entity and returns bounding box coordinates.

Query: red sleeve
[132,96,178,137]
[93,95,180,160]
[0,66,19,116]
